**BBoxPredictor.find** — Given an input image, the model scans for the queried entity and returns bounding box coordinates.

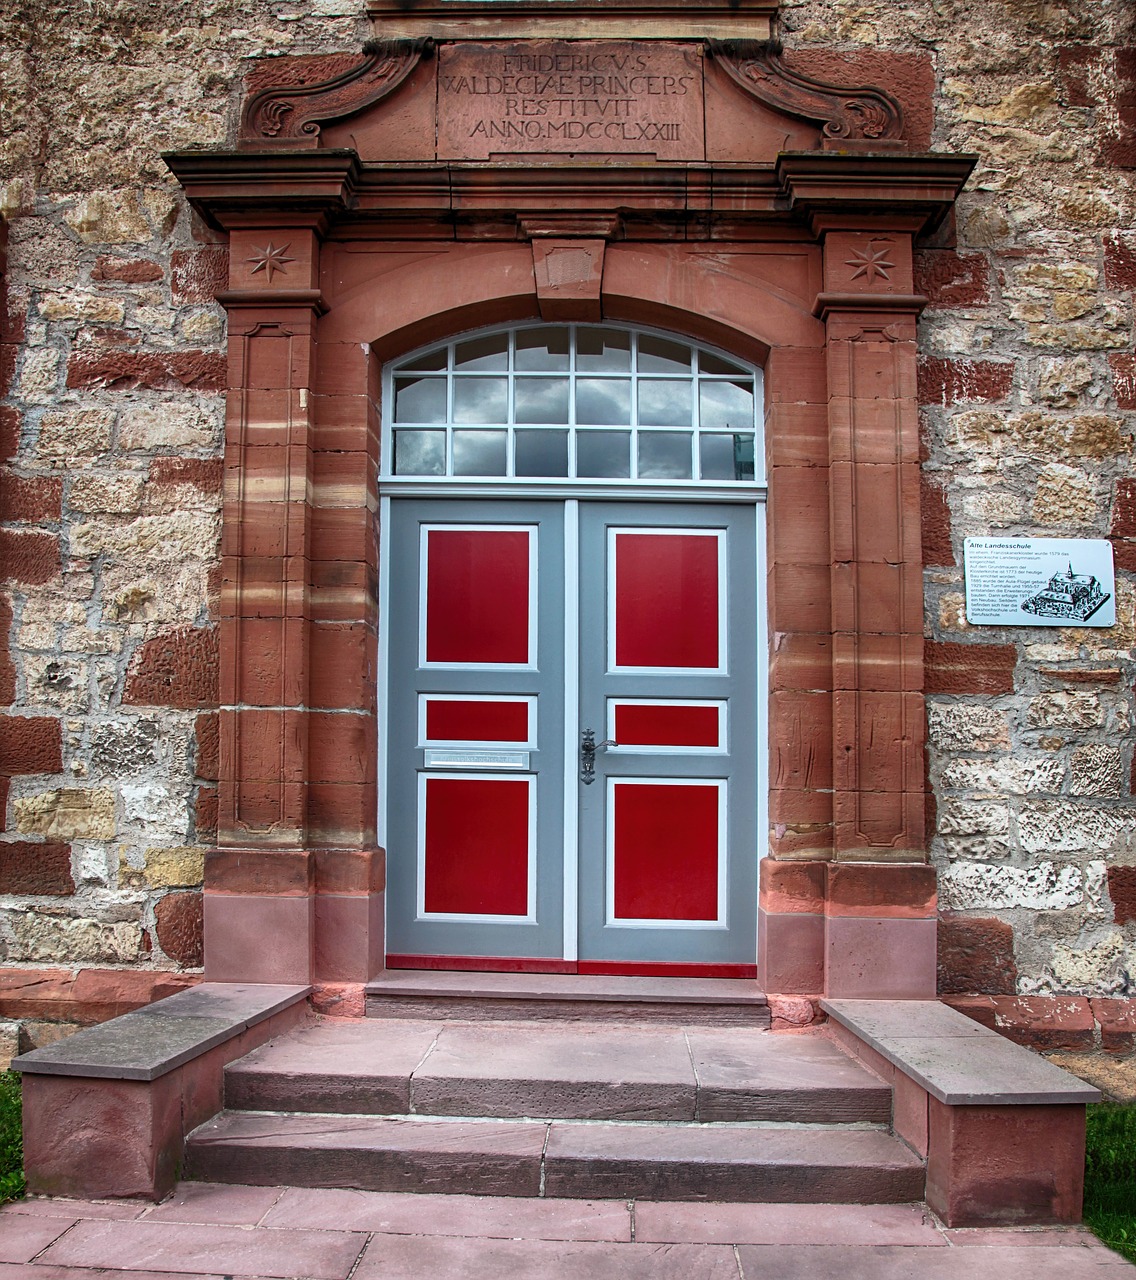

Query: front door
[384,497,759,970]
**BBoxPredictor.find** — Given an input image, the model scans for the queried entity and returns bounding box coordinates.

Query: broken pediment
[238,36,917,165]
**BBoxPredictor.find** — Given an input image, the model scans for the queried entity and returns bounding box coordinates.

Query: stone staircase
[183,978,926,1204]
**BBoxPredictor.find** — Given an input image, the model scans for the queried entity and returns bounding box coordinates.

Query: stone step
[185,1111,924,1203]
[365,971,771,1027]
[224,1018,890,1125]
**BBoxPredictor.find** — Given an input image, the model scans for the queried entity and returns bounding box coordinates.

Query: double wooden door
[384,497,759,970]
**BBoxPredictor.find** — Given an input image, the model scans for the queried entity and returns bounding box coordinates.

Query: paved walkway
[1,1183,1133,1278]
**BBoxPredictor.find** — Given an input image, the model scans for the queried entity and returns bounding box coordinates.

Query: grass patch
[1084,1102,1136,1264]
[0,1071,24,1205]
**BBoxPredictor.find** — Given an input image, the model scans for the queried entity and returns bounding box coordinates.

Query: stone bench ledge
[821,998,1101,1107]
[11,983,310,1083]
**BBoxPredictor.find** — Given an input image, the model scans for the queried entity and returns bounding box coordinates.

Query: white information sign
[964,537,1115,627]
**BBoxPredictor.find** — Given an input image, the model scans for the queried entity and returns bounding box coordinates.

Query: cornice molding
[164,151,976,240]
[812,291,927,319]
[708,39,904,146]
[241,38,434,146]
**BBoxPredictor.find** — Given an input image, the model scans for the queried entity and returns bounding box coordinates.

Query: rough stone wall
[0,0,1134,1012]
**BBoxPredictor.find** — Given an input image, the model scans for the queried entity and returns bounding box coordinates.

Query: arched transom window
[385,324,762,484]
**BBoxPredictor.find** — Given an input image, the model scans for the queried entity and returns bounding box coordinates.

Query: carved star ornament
[845,242,895,284]
[247,242,295,282]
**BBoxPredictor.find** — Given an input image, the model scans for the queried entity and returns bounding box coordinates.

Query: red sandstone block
[314,847,385,896]
[92,256,164,284]
[219,615,306,707]
[768,787,833,827]
[194,784,218,840]
[1091,998,1136,1052]
[310,559,376,625]
[921,474,954,567]
[219,779,306,842]
[831,561,923,635]
[206,847,314,896]
[0,471,62,522]
[764,402,828,469]
[1057,46,1099,108]
[1104,233,1136,290]
[307,780,377,847]
[170,248,229,304]
[770,691,834,791]
[1107,864,1136,925]
[310,982,368,1018]
[155,891,204,967]
[830,461,921,566]
[768,633,832,693]
[981,996,1095,1051]
[937,914,1018,996]
[195,712,219,781]
[0,528,61,584]
[917,356,1012,406]
[832,633,923,694]
[1108,352,1136,409]
[0,715,62,775]
[0,967,197,1023]
[0,775,8,823]
[309,623,376,711]
[0,407,19,461]
[66,351,226,393]
[764,346,828,404]
[759,859,826,914]
[0,343,16,398]
[925,640,1016,695]
[308,712,376,785]
[151,458,223,492]
[1113,539,1136,574]
[220,708,306,784]
[1111,479,1136,538]
[123,626,219,709]
[914,249,990,309]
[767,466,830,566]
[767,821,834,861]
[0,596,13,704]
[768,562,830,633]
[827,863,936,919]
[0,840,73,895]
[310,505,379,566]
[219,554,309,620]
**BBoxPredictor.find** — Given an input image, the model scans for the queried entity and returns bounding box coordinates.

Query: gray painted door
[385,498,758,966]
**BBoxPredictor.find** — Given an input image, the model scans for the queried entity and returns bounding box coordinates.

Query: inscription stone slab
[438,42,705,160]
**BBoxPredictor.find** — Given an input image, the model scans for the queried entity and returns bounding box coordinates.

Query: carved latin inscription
[438,42,705,160]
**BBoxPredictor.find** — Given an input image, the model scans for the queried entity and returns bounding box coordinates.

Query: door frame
[377,488,768,973]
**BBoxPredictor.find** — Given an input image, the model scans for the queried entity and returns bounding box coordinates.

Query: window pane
[638,335,691,373]
[453,430,507,476]
[638,379,691,427]
[698,350,748,376]
[576,378,631,425]
[638,431,693,479]
[515,377,570,423]
[515,327,570,371]
[453,378,507,424]
[399,349,448,373]
[394,429,446,475]
[515,429,569,476]
[394,376,446,423]
[455,334,508,370]
[699,378,755,429]
[700,433,755,481]
[576,430,630,478]
[577,327,631,372]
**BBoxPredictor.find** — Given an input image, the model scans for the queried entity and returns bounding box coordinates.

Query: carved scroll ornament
[708,39,903,143]
[242,37,434,143]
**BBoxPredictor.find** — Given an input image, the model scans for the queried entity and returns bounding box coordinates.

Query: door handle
[580,728,617,785]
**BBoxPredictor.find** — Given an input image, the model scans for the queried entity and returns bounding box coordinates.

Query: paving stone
[225,1019,438,1114]
[186,1112,547,1197]
[735,1244,1136,1276]
[0,1268,245,1280]
[686,1029,891,1123]
[36,1219,366,1278]
[412,1022,697,1120]
[262,1186,632,1241]
[942,1226,1105,1247]
[633,1201,946,1246]
[143,1182,285,1225]
[543,1122,925,1203]
[3,1197,147,1220]
[351,1233,743,1280]
[0,1213,77,1263]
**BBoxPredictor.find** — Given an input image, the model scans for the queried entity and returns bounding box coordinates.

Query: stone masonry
[1,0,1136,1056]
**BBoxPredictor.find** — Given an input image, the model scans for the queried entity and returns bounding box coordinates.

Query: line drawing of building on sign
[1020,563,1111,622]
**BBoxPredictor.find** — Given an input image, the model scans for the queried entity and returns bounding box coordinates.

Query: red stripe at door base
[385,954,757,979]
